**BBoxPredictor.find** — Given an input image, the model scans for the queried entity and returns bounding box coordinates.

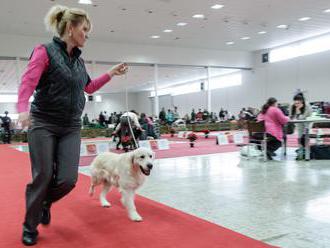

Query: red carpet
[0,144,275,248]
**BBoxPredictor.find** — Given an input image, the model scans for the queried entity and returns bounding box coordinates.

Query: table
[285,118,330,160]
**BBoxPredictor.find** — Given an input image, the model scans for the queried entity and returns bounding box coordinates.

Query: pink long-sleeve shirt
[257,106,289,141]
[17,44,111,113]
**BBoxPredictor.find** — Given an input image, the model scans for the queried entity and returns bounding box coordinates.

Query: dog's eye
[149,155,152,158]
[140,155,145,159]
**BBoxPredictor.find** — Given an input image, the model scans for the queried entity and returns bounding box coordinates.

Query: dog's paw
[101,200,111,208]
[129,212,143,222]
[88,187,94,196]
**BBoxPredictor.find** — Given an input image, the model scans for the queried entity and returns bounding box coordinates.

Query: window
[269,34,330,63]
[208,73,242,90]
[149,71,242,97]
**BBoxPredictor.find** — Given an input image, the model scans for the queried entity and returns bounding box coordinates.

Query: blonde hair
[44,5,91,37]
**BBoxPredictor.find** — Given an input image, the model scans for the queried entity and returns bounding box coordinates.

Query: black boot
[22,227,38,246]
[266,151,273,160]
[40,201,51,226]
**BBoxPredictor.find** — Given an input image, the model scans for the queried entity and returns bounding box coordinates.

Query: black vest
[30,37,90,126]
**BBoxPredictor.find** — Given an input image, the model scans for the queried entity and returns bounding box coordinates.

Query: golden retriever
[89,147,154,221]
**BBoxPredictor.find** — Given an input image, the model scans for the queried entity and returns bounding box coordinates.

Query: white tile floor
[80,147,330,247]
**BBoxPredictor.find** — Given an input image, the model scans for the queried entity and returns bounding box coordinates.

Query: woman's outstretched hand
[108,63,128,77]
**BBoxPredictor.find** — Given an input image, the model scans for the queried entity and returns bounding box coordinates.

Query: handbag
[284,123,295,135]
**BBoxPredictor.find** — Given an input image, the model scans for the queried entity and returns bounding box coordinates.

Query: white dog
[89,147,154,221]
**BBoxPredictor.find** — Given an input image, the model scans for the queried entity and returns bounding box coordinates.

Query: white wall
[138,48,330,117]
[253,49,330,102]
[135,91,153,116]
[0,33,253,68]
[0,103,17,116]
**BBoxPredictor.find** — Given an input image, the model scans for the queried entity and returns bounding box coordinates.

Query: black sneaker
[22,228,38,246]
[40,202,51,226]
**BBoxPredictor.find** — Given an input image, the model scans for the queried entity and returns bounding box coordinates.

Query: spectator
[166,109,174,125]
[290,93,312,159]
[1,111,12,144]
[82,113,89,126]
[98,111,106,127]
[257,97,289,160]
[202,109,209,121]
[196,109,203,121]
[219,108,225,120]
[159,107,166,124]
[191,109,196,122]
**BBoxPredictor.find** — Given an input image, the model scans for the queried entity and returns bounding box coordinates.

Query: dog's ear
[130,150,136,165]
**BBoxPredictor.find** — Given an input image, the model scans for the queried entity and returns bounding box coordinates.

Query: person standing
[17,5,128,245]
[290,93,312,160]
[1,111,12,144]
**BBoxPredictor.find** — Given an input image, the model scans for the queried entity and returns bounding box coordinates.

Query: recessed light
[299,17,311,21]
[240,36,250,40]
[192,14,205,19]
[323,9,330,13]
[78,0,92,4]
[277,24,288,29]
[211,4,224,9]
[177,22,187,26]
[226,41,234,45]
[163,29,173,33]
[150,35,160,39]
[258,31,267,34]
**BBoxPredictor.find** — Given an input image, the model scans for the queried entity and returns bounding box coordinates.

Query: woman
[290,93,312,160]
[17,5,128,246]
[257,97,289,160]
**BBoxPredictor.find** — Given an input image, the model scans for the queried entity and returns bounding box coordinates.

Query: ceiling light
[150,35,160,39]
[323,9,330,13]
[226,41,234,45]
[299,17,311,21]
[211,4,224,9]
[258,31,267,34]
[163,29,173,33]
[177,22,187,26]
[277,24,288,29]
[78,0,92,4]
[192,14,205,19]
[240,36,250,40]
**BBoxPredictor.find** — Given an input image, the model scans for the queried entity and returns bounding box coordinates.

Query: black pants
[266,134,282,153]
[299,134,306,147]
[2,128,11,144]
[23,118,81,231]
[252,133,282,153]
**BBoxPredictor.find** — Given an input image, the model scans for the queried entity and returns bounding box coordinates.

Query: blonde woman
[17,5,128,245]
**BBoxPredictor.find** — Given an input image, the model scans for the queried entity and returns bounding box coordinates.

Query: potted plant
[121,135,132,152]
[187,133,198,147]
[170,128,176,137]
[202,129,210,138]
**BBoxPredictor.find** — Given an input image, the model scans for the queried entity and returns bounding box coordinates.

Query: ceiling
[1,0,330,51]
[1,0,330,94]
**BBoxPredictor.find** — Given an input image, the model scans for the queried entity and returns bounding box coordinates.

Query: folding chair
[246,120,267,161]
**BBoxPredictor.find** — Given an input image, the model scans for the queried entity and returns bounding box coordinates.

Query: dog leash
[124,72,139,149]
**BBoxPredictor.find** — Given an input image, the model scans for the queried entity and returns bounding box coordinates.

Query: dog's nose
[147,163,153,169]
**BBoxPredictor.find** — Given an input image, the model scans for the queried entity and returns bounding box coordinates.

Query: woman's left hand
[108,63,128,77]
